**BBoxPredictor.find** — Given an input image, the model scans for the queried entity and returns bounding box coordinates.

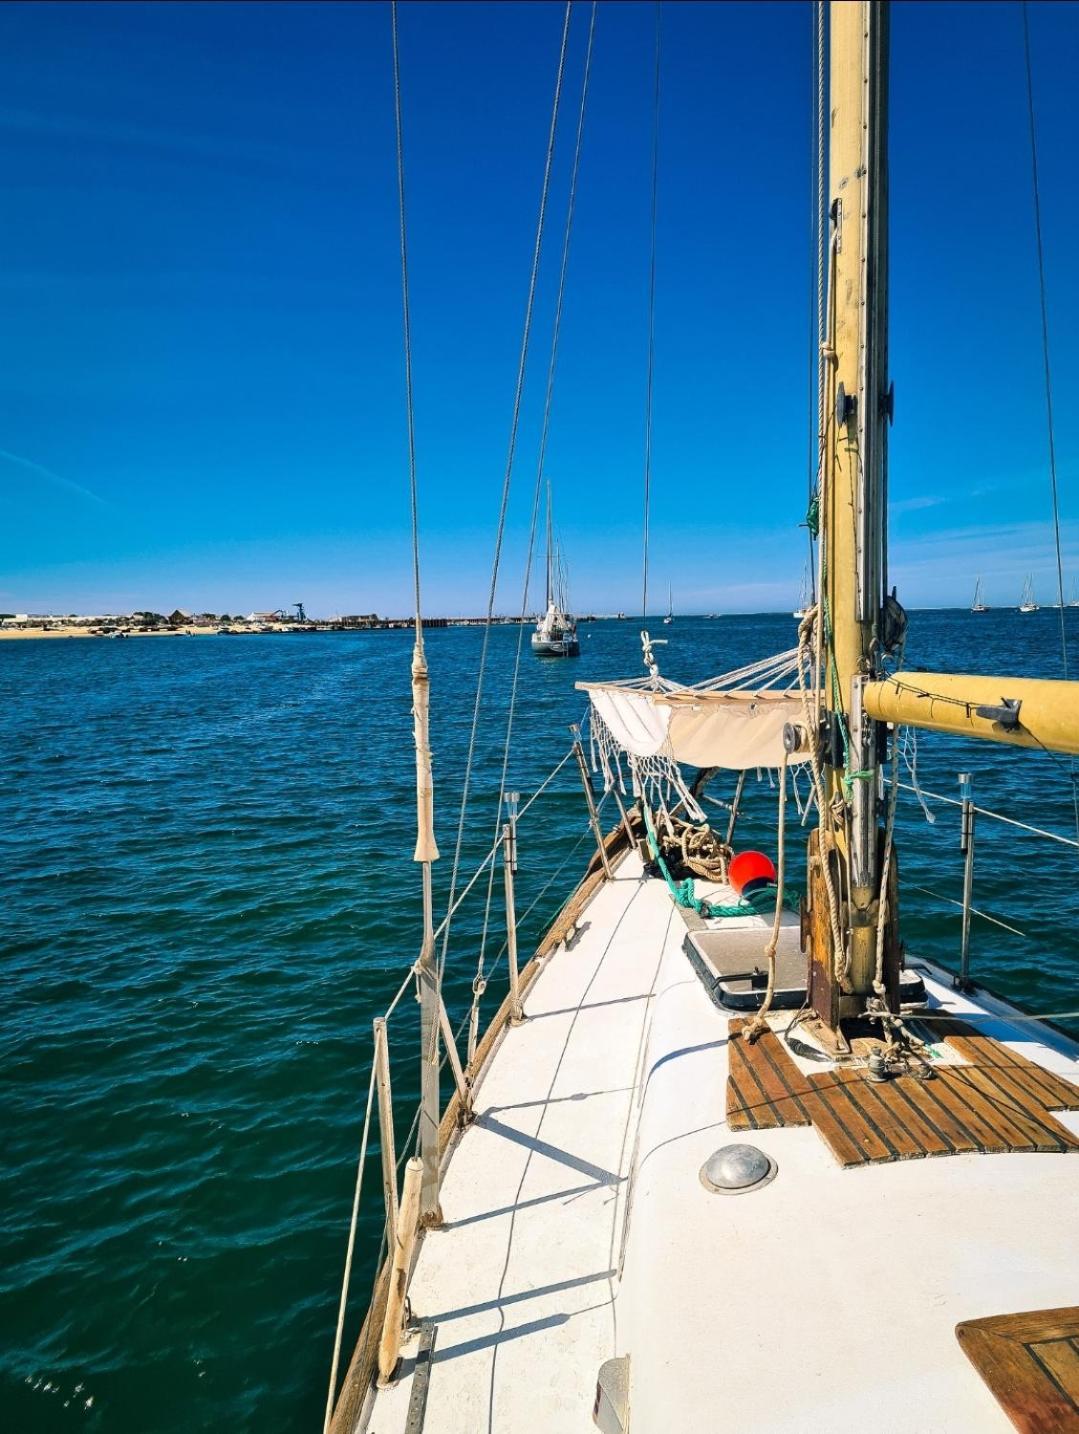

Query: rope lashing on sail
[438,0,573,984]
[590,700,704,824]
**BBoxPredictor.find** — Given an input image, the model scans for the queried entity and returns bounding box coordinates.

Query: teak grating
[726,1017,1079,1167]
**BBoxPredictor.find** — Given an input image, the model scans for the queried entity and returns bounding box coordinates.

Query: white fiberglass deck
[359,851,1079,1433]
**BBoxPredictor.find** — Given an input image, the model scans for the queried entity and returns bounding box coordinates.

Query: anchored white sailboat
[662,582,673,624]
[971,576,989,612]
[326,7,1079,1434]
[531,483,579,657]
[793,559,812,618]
[1018,575,1039,612]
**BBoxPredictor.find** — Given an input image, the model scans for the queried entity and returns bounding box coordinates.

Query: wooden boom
[863,672,1079,757]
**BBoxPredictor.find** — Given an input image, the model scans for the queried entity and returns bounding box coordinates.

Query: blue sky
[0,0,1076,617]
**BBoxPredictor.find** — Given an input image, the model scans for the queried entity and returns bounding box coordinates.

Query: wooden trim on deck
[956,1307,1079,1433]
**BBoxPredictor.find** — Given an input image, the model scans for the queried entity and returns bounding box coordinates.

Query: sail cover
[583,683,809,771]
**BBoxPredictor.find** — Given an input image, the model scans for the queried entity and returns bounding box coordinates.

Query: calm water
[3,612,1078,1432]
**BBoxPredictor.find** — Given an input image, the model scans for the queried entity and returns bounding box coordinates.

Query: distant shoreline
[3,608,1072,642]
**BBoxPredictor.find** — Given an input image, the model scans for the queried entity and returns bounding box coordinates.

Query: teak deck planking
[726,1017,1079,1167]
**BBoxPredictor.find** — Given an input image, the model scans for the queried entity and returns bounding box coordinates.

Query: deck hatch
[956,1307,1079,1433]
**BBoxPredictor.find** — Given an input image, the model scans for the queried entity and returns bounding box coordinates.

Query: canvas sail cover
[582,683,810,771]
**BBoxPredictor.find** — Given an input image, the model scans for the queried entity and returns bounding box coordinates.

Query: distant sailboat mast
[545,481,553,611]
[531,479,579,658]
[971,577,988,612]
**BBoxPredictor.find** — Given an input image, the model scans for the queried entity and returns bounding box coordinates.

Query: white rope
[897,725,935,824]
[438,1,573,982]
[323,1058,378,1432]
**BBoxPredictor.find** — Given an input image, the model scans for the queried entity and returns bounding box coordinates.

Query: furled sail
[577,646,814,821]
[585,682,809,771]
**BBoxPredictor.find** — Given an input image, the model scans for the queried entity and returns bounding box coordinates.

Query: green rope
[820,587,871,796]
[805,491,820,539]
[641,806,798,919]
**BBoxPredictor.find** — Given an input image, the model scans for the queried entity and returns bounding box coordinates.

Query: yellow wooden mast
[810,0,892,1028]
[813,1,1079,1038]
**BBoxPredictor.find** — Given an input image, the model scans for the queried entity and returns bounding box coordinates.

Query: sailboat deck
[357,854,1079,1433]
[727,1015,1079,1163]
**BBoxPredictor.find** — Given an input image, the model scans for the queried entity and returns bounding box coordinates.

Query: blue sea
[3,611,1078,1432]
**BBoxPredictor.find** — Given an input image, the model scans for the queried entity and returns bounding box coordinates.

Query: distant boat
[531,482,579,657]
[794,559,812,618]
[971,577,989,613]
[1069,580,1079,609]
[663,583,673,625]
[1018,576,1038,613]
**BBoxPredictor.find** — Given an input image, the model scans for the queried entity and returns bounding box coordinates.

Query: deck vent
[700,1143,777,1195]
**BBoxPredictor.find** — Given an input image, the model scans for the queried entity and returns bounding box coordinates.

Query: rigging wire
[641,0,661,622]
[438,2,574,979]
[1021,1,1079,844]
[392,0,423,631]
[470,2,600,1002]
